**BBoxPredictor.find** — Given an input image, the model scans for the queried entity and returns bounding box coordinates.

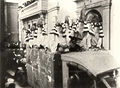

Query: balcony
[19,0,48,19]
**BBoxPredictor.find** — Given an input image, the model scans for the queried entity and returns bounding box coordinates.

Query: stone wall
[26,47,62,88]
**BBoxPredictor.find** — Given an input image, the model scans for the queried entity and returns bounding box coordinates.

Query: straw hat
[50,28,59,36]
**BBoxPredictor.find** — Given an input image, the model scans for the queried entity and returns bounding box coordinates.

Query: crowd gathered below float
[24,17,104,53]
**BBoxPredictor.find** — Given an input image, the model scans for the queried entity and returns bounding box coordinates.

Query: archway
[84,9,104,49]
[85,9,102,23]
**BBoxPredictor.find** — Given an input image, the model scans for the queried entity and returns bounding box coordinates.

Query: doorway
[67,64,94,88]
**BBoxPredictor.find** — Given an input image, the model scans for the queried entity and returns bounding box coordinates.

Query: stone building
[5,2,19,44]
[19,0,112,51]
[19,0,77,45]
[6,0,120,88]
[75,0,111,50]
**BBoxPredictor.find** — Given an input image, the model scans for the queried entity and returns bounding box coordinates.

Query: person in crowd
[97,23,104,49]
[68,23,82,51]
[28,24,37,47]
[41,27,48,48]
[79,21,90,50]
[36,16,45,47]
[89,22,104,50]
[5,78,15,88]
[57,22,70,53]
[80,20,104,50]
[25,25,31,42]
[49,23,60,52]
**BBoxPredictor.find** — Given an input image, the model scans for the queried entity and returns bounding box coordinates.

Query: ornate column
[102,4,111,50]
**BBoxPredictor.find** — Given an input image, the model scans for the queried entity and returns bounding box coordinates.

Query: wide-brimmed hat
[26,29,31,34]
[42,30,47,35]
[29,35,34,40]
[62,23,66,28]
[34,33,37,38]
[72,25,77,29]
[50,28,59,36]
[25,36,30,42]
[99,26,103,29]
[55,22,62,27]
[99,26,104,37]
[83,24,89,32]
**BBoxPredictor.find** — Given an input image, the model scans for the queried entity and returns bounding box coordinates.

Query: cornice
[47,6,60,13]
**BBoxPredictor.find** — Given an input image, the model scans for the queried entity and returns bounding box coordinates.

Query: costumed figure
[57,22,69,53]
[28,24,37,47]
[68,23,81,51]
[36,16,44,48]
[49,24,59,53]
[97,23,104,49]
[80,21,104,50]
[25,25,31,43]
[79,21,90,50]
[41,27,48,48]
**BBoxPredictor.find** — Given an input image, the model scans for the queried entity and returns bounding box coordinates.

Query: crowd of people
[24,16,104,53]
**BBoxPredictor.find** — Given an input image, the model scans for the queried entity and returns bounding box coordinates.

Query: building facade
[75,0,111,50]
[18,0,120,88]
[19,0,77,45]
[5,2,19,44]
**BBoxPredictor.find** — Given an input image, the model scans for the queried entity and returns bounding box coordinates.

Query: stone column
[102,5,110,50]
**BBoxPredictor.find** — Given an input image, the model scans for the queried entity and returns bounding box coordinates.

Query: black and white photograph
[0,0,120,88]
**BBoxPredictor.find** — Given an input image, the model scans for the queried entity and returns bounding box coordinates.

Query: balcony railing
[21,1,38,13]
[23,0,38,7]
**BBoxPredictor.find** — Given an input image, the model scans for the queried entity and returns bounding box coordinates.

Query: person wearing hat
[76,20,84,38]
[97,25,104,49]
[25,35,30,42]
[68,23,82,51]
[5,78,15,88]
[57,22,70,53]
[41,28,48,47]
[33,27,38,46]
[80,21,91,50]
[49,25,60,52]
[88,22,104,50]
[88,22,99,49]
[29,24,38,46]
[36,16,44,28]
[36,17,45,47]
[25,25,32,46]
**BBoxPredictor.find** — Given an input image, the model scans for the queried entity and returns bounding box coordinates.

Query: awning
[61,51,120,76]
